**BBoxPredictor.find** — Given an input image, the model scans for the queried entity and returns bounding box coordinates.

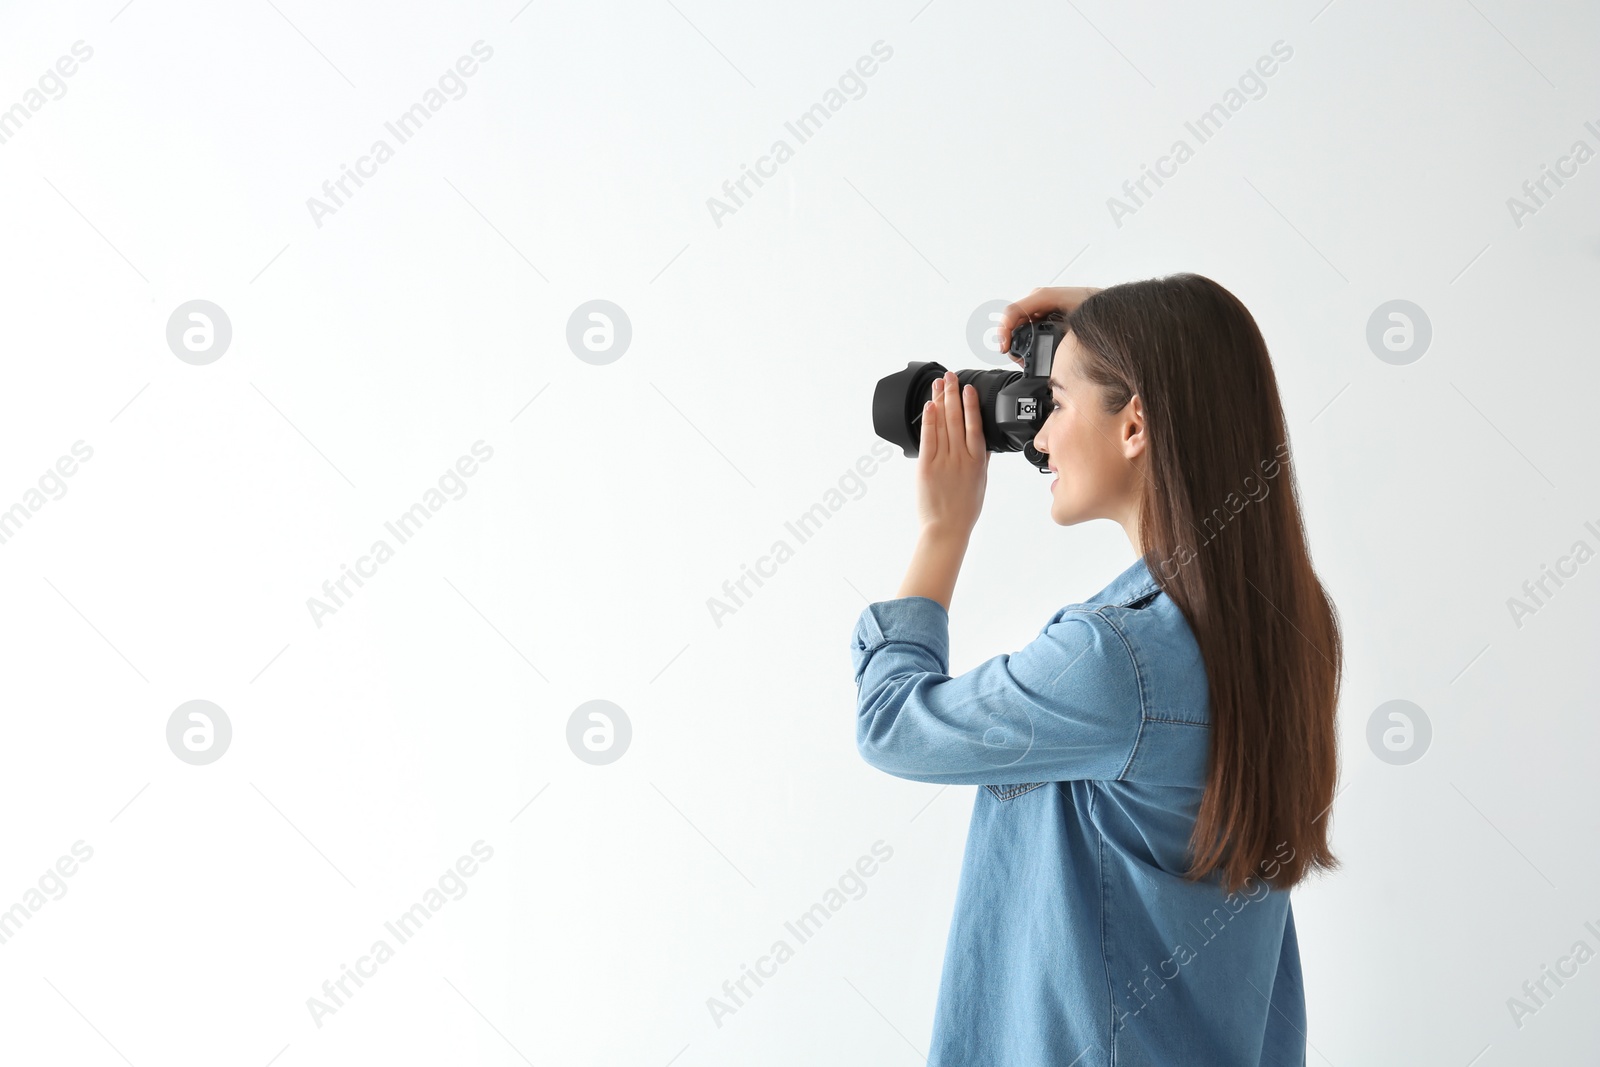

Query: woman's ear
[1121,394,1147,461]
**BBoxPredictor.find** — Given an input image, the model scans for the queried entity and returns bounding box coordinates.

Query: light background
[1,0,1597,1064]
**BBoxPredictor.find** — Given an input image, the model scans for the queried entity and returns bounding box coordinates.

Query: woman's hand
[915,370,990,537]
[997,286,1103,366]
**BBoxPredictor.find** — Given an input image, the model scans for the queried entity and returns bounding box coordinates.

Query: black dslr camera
[872,314,1064,474]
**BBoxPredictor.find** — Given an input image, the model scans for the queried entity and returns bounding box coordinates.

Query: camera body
[871,315,1064,473]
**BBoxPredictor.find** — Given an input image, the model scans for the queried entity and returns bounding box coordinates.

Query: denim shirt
[850,555,1306,1066]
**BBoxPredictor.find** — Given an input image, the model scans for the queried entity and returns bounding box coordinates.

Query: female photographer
[849,275,1341,1066]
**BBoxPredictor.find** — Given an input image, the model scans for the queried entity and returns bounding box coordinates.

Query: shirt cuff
[850,596,950,685]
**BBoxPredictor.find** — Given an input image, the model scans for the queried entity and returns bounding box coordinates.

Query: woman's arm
[894,371,989,611]
[849,601,1142,785]
[896,525,971,611]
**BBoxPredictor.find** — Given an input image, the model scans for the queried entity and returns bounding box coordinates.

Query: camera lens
[873,361,1036,459]
[872,320,1060,471]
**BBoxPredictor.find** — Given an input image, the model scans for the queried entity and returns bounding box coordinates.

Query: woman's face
[1031,331,1146,529]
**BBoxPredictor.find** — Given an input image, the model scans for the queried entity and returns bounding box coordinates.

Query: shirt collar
[1086,553,1162,607]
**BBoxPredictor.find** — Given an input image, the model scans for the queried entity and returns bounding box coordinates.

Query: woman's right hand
[997,286,1103,366]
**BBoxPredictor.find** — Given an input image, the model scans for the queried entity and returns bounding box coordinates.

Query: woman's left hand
[915,370,991,536]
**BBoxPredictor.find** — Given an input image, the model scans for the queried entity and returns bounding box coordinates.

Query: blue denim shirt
[850,555,1306,1066]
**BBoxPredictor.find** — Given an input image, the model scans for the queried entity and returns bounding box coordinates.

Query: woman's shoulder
[1047,560,1211,729]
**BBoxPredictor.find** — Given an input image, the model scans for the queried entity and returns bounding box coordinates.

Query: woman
[849,275,1341,1066]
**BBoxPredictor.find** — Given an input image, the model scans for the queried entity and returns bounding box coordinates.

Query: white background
[1,0,1597,1063]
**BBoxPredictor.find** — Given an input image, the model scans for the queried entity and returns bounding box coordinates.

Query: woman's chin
[1050,501,1091,528]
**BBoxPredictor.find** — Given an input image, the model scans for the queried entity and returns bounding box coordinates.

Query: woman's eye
[1048,400,1061,413]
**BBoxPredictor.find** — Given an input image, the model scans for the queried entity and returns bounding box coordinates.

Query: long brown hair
[1067,273,1341,893]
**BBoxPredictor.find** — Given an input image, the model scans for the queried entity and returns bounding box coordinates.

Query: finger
[942,372,963,453]
[962,383,985,457]
[919,396,936,460]
[931,376,948,456]
[997,287,1054,354]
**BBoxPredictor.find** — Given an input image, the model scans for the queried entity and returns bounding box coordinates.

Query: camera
[871,314,1064,473]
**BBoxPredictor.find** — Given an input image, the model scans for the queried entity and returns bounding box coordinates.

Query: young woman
[849,275,1341,1066]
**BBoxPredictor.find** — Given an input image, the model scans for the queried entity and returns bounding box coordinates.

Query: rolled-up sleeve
[849,598,1143,785]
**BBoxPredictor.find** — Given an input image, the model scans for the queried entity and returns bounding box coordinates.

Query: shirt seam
[1120,583,1160,608]
[1096,800,1118,1066]
[851,602,943,686]
[1086,606,1148,782]
[985,781,1048,801]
